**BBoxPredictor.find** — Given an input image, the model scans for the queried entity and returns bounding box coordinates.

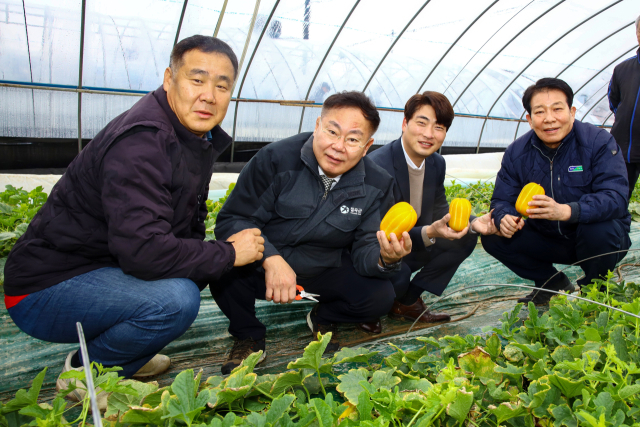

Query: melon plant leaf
[287,332,332,372]
[510,342,547,360]
[1,368,47,413]
[265,394,295,426]
[333,347,379,366]
[618,384,640,400]
[357,390,372,421]
[370,369,400,391]
[583,327,601,342]
[485,334,501,359]
[246,411,266,427]
[446,387,474,424]
[310,398,334,427]
[457,347,502,384]
[548,374,589,399]
[105,380,159,419]
[609,325,630,362]
[546,326,574,347]
[488,401,526,424]
[336,368,369,405]
[231,351,263,375]
[550,403,577,427]
[270,371,303,397]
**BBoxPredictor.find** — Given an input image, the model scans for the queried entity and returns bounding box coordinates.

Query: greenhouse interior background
[0,0,637,170]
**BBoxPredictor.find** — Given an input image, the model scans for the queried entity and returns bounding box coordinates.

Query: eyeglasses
[319,121,367,151]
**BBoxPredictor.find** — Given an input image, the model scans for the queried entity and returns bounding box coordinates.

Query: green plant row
[0,185,48,259]
[2,275,640,426]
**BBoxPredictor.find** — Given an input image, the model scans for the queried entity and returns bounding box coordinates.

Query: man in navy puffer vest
[482,78,631,305]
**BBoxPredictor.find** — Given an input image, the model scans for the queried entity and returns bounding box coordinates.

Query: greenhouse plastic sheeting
[2,222,640,401]
[1,0,633,147]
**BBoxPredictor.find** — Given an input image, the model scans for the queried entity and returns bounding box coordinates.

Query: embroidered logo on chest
[568,166,583,172]
[340,205,362,216]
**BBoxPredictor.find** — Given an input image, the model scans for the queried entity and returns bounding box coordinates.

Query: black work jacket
[214,133,396,279]
[4,87,235,296]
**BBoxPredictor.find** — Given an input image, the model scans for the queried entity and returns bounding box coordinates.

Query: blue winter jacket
[491,120,630,239]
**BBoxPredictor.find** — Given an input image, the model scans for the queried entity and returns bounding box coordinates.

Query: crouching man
[213,91,411,374]
[3,36,264,408]
[369,91,498,329]
[482,78,631,304]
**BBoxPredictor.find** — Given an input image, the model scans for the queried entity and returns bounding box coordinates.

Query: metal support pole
[231,0,279,161]
[174,0,189,46]
[452,0,564,108]
[303,0,310,40]
[298,0,361,133]
[77,0,87,152]
[214,0,228,37]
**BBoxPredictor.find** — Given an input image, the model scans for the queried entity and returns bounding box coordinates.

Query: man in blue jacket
[214,91,411,374]
[369,91,498,328]
[608,16,640,199]
[482,78,631,305]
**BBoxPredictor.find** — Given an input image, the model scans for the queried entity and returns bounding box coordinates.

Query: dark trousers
[626,162,640,200]
[391,231,478,298]
[210,253,402,340]
[481,220,630,288]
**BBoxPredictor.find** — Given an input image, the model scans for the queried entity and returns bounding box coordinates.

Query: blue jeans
[7,267,201,378]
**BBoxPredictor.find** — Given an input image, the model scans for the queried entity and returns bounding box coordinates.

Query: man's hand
[470,210,502,236]
[228,228,265,266]
[377,231,412,265]
[426,213,468,240]
[499,214,524,238]
[263,255,297,304]
[526,195,572,221]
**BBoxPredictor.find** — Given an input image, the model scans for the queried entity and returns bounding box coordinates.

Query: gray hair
[636,14,640,30]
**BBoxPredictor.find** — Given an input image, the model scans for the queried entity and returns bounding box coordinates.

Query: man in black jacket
[214,92,411,374]
[369,92,498,326]
[608,16,640,198]
[4,36,264,406]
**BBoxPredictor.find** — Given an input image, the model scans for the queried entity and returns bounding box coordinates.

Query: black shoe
[518,273,576,306]
[306,305,340,354]
[221,338,266,375]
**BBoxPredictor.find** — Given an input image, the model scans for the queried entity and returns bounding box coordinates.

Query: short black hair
[404,91,455,130]
[522,78,574,114]
[321,91,381,135]
[170,35,239,81]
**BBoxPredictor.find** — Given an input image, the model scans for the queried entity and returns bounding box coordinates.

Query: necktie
[320,175,336,200]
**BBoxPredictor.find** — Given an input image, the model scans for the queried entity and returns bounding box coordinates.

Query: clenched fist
[227,228,265,266]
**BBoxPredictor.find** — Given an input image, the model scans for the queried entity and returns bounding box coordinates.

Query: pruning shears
[296,285,320,302]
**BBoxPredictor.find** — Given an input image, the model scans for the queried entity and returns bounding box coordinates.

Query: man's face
[163,50,235,137]
[312,107,375,178]
[526,89,576,149]
[401,104,447,163]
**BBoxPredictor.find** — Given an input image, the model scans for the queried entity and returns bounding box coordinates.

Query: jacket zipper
[531,142,565,237]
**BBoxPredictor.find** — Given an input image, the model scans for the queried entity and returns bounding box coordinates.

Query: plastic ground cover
[1,222,640,402]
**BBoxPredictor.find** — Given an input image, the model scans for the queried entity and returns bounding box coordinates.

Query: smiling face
[401,104,447,165]
[312,107,375,178]
[526,89,576,149]
[163,49,235,137]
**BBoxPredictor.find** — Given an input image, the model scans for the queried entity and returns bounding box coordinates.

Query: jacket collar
[152,86,231,151]
[300,134,366,188]
[530,127,576,157]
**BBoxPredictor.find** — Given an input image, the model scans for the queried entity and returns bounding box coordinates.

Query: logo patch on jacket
[568,166,583,172]
[340,205,362,215]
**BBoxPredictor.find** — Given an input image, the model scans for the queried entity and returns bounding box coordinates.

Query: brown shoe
[388,299,451,323]
[358,319,382,334]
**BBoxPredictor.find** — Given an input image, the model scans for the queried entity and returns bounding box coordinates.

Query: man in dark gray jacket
[4,36,264,408]
[214,92,412,374]
[608,16,640,199]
